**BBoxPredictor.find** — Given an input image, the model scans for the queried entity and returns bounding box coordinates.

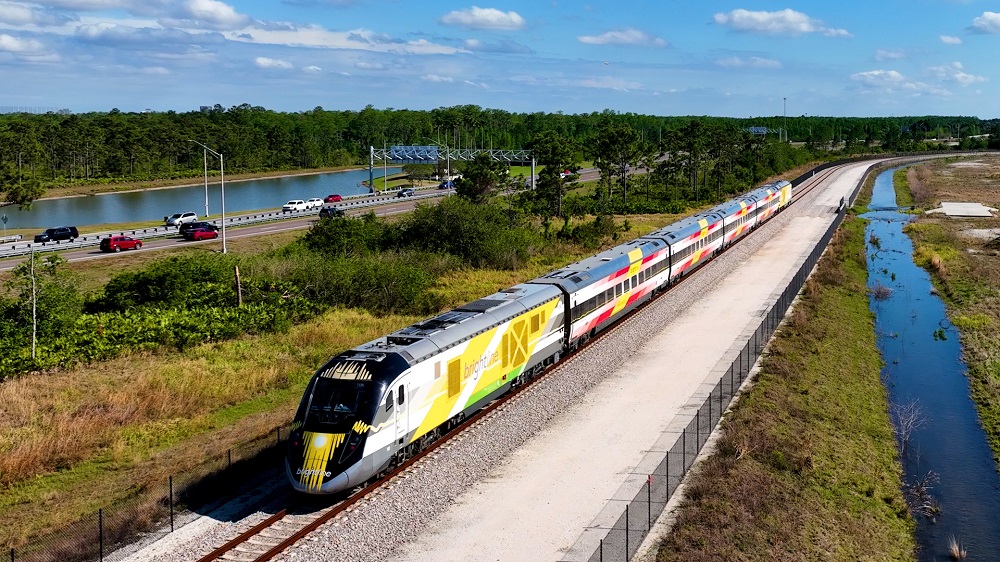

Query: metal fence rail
[0,188,445,259]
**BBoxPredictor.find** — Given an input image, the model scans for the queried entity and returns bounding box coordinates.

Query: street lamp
[187,140,227,254]
[421,137,450,181]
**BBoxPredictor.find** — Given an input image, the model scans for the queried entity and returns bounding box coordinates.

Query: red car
[183,227,219,241]
[100,235,142,252]
[324,194,343,203]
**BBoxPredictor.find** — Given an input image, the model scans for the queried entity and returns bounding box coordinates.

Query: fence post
[682,428,687,471]
[11,547,14,562]
[696,409,701,446]
[625,508,630,558]
[647,477,652,529]
[599,539,603,562]
[169,476,174,532]
[99,508,104,562]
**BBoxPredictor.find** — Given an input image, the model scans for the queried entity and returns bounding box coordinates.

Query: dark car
[396,188,415,198]
[34,226,79,243]
[178,221,219,236]
[324,194,343,203]
[100,235,142,252]
[438,181,454,189]
[183,227,219,241]
[318,205,346,219]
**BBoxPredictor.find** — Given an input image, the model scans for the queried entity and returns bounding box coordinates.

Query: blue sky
[1,1,998,117]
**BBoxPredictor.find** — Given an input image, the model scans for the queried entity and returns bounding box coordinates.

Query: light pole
[202,147,209,218]
[783,97,787,143]
[421,137,450,182]
[187,140,227,254]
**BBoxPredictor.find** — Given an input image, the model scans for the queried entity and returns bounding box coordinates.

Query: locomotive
[286,180,792,494]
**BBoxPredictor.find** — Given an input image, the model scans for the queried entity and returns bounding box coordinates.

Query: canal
[2,167,400,230]
[864,167,1000,561]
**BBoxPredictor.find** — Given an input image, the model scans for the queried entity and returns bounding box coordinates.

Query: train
[285,180,793,494]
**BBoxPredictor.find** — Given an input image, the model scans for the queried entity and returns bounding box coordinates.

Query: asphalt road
[0,194,443,272]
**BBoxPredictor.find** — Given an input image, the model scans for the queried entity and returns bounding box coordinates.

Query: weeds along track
[190,167,837,562]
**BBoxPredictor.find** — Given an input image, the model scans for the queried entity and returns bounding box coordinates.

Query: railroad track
[193,167,837,562]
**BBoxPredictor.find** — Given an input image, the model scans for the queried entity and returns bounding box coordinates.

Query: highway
[0,190,448,272]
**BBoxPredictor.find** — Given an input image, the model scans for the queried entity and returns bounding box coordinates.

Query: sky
[0,1,998,118]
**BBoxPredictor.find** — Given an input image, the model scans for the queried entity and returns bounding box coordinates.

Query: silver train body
[286,180,793,494]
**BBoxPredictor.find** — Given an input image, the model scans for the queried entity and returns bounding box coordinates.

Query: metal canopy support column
[531,158,536,190]
[369,146,374,193]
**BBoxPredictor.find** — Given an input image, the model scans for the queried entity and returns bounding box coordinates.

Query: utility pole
[783,97,787,142]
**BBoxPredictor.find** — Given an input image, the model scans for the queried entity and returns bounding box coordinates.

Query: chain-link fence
[7,426,290,562]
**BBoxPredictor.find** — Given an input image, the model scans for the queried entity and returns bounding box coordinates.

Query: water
[0,167,399,229]
[864,167,1000,561]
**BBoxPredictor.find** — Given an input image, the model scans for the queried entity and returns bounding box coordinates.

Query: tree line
[1,103,997,207]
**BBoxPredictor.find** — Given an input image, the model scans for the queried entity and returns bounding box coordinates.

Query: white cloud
[850,69,951,96]
[851,69,905,86]
[874,48,905,61]
[0,32,43,52]
[0,2,77,26]
[970,11,1000,34]
[253,56,292,69]
[940,35,961,45]
[228,26,462,55]
[180,0,250,29]
[440,6,525,30]
[578,76,641,91]
[577,28,667,47]
[142,66,169,74]
[927,61,986,85]
[714,9,851,37]
[302,64,322,73]
[715,56,781,69]
[421,73,453,82]
[355,61,384,69]
[463,79,487,88]
[463,38,532,54]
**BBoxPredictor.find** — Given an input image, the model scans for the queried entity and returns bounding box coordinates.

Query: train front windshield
[299,378,378,432]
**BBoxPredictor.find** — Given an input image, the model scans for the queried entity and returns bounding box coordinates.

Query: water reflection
[2,167,399,229]
[864,167,1000,561]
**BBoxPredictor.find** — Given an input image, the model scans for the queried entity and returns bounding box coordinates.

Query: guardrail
[0,234,21,243]
[0,188,448,260]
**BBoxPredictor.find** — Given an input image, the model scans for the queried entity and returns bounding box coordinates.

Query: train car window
[397,386,404,405]
[531,313,540,333]
[384,393,393,412]
[632,276,638,289]
[605,288,614,302]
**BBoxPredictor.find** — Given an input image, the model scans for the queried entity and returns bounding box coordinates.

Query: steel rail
[194,166,839,562]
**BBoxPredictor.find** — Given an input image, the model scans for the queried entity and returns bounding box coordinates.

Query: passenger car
[324,194,343,203]
[178,221,219,236]
[396,188,415,198]
[183,227,218,241]
[283,200,308,212]
[165,212,198,227]
[100,235,142,252]
[306,198,324,209]
[319,205,346,219]
[438,181,454,189]
[33,226,79,243]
